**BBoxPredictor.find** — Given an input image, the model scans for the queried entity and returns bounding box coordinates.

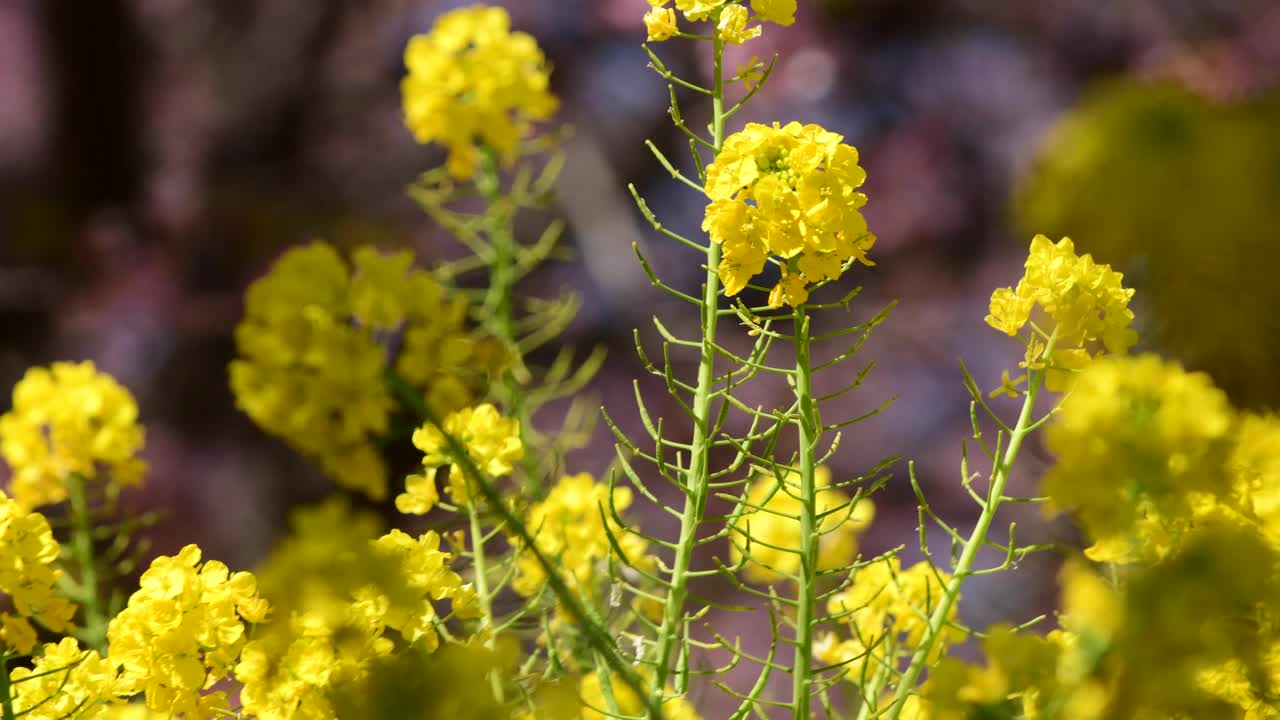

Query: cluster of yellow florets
[511,473,651,600]
[401,5,558,180]
[703,121,875,307]
[643,0,796,43]
[986,234,1136,391]
[579,670,701,720]
[730,466,874,583]
[822,556,959,671]
[396,403,524,514]
[0,491,77,652]
[231,242,504,500]
[106,544,269,717]
[0,361,146,509]
[10,637,125,720]
[1042,354,1238,562]
[236,501,479,720]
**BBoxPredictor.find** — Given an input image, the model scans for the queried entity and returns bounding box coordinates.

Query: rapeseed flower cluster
[231,242,504,500]
[396,403,524,514]
[106,545,269,717]
[401,5,558,180]
[702,122,875,307]
[1043,354,1238,562]
[10,637,125,720]
[986,234,1136,391]
[730,466,874,584]
[511,473,651,600]
[0,361,145,509]
[0,491,77,652]
[822,557,959,671]
[643,0,796,43]
[237,501,479,720]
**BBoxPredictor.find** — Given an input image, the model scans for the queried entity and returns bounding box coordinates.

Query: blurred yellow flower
[402,5,558,180]
[0,491,77,653]
[398,403,524,513]
[0,361,145,509]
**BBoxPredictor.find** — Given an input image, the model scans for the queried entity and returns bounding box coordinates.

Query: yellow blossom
[644,7,679,41]
[730,466,874,584]
[397,403,524,513]
[107,545,268,718]
[231,241,502,500]
[986,235,1136,390]
[827,557,960,667]
[702,122,874,306]
[717,4,760,44]
[0,491,77,653]
[511,473,651,602]
[402,5,558,180]
[0,361,145,509]
[579,671,701,720]
[751,0,796,25]
[10,638,125,720]
[1043,354,1237,551]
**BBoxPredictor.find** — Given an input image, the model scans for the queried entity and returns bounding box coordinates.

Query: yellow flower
[0,491,77,653]
[511,473,651,603]
[644,7,679,41]
[402,5,558,180]
[231,241,502,500]
[730,466,874,584]
[237,501,481,720]
[827,558,960,668]
[107,545,268,717]
[703,122,874,306]
[0,361,145,509]
[717,4,760,44]
[10,638,125,720]
[986,235,1136,389]
[1043,354,1237,552]
[579,671,701,720]
[397,403,524,513]
[751,0,796,25]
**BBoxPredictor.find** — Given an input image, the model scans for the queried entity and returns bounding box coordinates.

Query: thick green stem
[476,150,540,490]
[882,339,1056,719]
[791,307,819,720]
[1,653,14,720]
[68,474,106,653]
[467,497,506,704]
[647,33,727,715]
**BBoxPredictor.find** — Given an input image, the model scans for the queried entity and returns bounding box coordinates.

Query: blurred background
[2,0,1280,704]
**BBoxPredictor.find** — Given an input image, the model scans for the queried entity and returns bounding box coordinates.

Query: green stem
[647,32,727,715]
[792,306,819,720]
[466,497,506,704]
[0,653,14,720]
[882,337,1056,720]
[68,474,106,653]
[476,149,542,493]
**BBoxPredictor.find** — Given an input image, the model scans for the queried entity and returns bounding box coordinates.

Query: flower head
[231,242,503,500]
[986,235,1136,391]
[1,361,145,509]
[402,5,558,180]
[10,638,127,720]
[0,491,77,653]
[703,122,874,306]
[107,545,268,717]
[1043,354,1237,557]
[730,466,873,584]
[396,404,524,514]
[645,1,794,42]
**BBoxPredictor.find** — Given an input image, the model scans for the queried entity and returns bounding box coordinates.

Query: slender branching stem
[0,652,14,720]
[68,474,106,653]
[791,305,820,720]
[647,31,727,715]
[466,496,506,704]
[475,149,543,491]
[883,334,1057,719]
